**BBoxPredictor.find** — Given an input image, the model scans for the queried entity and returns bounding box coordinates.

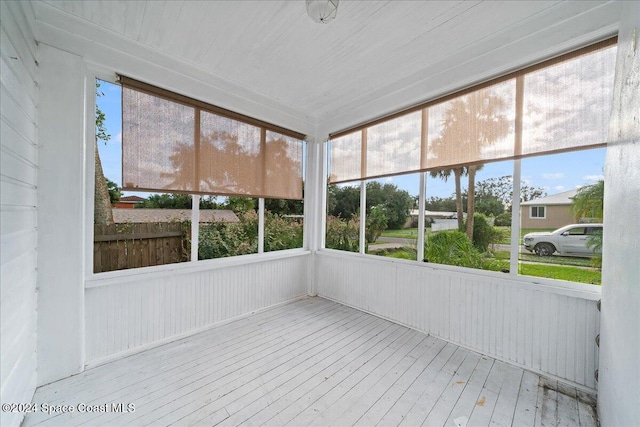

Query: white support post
[304,136,326,252]
[258,197,265,253]
[417,172,427,261]
[319,139,328,250]
[510,160,522,274]
[191,195,200,262]
[359,180,367,254]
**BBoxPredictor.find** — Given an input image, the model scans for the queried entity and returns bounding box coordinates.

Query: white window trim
[530,205,547,219]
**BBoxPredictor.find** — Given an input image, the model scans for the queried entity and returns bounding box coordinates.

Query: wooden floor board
[25,297,597,427]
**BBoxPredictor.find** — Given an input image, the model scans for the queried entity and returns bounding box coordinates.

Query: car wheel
[534,243,555,256]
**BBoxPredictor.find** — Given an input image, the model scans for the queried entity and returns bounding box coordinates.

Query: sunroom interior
[1,1,638,426]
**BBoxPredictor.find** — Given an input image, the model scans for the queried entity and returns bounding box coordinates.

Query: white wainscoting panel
[85,254,310,364]
[0,2,39,426]
[316,251,601,391]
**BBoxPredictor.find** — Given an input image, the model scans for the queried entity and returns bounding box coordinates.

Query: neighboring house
[520,189,577,229]
[406,210,466,229]
[112,208,239,224]
[113,195,146,209]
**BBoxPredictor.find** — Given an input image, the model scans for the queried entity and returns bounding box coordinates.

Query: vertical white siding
[85,254,310,364]
[0,2,38,426]
[316,252,601,391]
[598,1,640,423]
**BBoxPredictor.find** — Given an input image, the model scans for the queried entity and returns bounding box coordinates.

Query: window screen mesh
[198,111,262,196]
[123,90,196,192]
[329,40,616,184]
[121,79,304,199]
[366,111,422,179]
[521,45,616,156]
[264,131,303,199]
[427,80,516,170]
[329,132,362,184]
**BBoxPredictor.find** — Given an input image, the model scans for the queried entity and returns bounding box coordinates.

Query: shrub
[365,205,388,243]
[494,211,512,227]
[325,215,359,252]
[467,213,500,252]
[424,230,483,269]
[264,213,303,252]
[198,211,258,259]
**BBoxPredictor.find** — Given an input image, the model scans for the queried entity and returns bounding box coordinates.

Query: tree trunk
[466,165,477,240]
[94,142,114,225]
[454,168,464,231]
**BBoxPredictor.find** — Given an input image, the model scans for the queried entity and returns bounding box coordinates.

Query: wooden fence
[94,222,189,273]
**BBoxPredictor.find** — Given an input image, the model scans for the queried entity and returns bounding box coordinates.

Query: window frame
[85,68,309,281]
[530,206,546,219]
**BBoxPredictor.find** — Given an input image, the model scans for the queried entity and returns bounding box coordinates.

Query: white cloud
[583,174,604,181]
[385,177,394,183]
[542,172,564,180]
[116,132,122,144]
[554,185,566,191]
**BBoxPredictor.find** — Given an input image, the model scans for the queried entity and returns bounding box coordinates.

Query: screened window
[329,38,616,184]
[121,76,304,200]
[530,206,546,218]
[326,38,615,287]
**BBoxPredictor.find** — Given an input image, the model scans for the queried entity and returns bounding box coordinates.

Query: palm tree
[430,89,511,240]
[429,167,467,231]
[571,180,604,222]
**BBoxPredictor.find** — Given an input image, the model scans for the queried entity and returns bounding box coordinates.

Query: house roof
[112,208,239,224]
[118,195,147,203]
[409,210,458,219]
[35,1,621,136]
[521,189,578,206]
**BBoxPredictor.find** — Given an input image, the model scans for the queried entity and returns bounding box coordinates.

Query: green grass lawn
[492,250,594,267]
[371,247,601,285]
[494,227,556,244]
[518,263,601,285]
[380,228,422,239]
[383,226,556,243]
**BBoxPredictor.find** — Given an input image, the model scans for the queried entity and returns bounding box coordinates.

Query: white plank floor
[24,297,597,427]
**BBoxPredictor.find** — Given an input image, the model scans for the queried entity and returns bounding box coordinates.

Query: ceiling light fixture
[306,0,339,24]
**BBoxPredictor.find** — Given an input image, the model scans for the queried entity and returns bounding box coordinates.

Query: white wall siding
[316,252,601,391]
[0,2,38,426]
[598,2,640,423]
[85,254,310,364]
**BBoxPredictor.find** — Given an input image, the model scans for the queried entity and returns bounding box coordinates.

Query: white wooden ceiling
[35,1,620,135]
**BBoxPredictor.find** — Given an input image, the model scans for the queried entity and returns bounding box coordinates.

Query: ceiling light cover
[306,0,339,24]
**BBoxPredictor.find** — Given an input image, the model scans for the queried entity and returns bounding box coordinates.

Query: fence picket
[93,222,187,273]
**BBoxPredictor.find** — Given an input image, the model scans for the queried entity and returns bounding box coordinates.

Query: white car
[523,224,603,256]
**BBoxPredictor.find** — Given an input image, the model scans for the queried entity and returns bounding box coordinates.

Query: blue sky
[97,80,605,200]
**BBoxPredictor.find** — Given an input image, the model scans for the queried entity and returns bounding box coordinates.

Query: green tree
[571,180,604,222]
[327,182,412,230]
[365,182,412,230]
[264,197,303,215]
[106,178,121,204]
[94,82,113,225]
[327,184,361,219]
[571,180,604,269]
[474,175,546,211]
[225,197,256,213]
[424,196,457,212]
[143,193,192,209]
